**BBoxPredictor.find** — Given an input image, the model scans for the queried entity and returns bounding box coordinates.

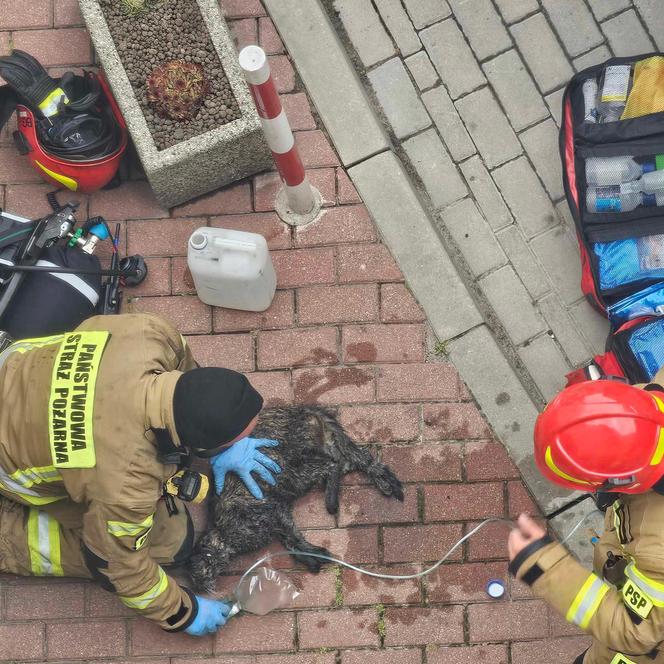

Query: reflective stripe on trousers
[566,573,610,628]
[27,509,63,576]
[107,514,154,538]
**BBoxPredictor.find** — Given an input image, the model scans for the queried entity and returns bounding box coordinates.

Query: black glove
[0,50,65,117]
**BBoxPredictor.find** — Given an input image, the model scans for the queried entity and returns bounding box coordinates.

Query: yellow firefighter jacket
[514,372,664,664]
[0,313,199,631]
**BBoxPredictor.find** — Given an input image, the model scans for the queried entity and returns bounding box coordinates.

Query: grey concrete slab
[405,51,439,91]
[374,0,421,58]
[447,324,540,464]
[264,0,389,166]
[402,0,451,30]
[569,298,611,356]
[510,13,574,93]
[530,226,583,306]
[422,86,475,162]
[634,0,664,50]
[588,0,631,22]
[493,0,539,25]
[420,20,486,100]
[455,87,522,169]
[447,0,512,62]
[545,88,565,128]
[518,333,570,401]
[602,8,655,57]
[520,119,565,201]
[403,129,467,209]
[573,44,612,73]
[537,292,592,367]
[460,155,513,231]
[493,156,558,238]
[483,50,549,132]
[333,0,395,68]
[349,151,483,341]
[541,0,603,58]
[496,224,550,299]
[368,58,432,139]
[555,199,578,237]
[440,198,507,277]
[479,265,547,345]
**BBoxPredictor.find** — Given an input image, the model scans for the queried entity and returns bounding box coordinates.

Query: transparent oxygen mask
[225,566,300,617]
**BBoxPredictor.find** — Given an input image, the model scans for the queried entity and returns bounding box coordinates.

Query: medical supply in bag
[586,185,664,213]
[609,282,664,324]
[591,235,664,291]
[583,78,599,123]
[599,65,632,122]
[585,155,664,186]
[622,56,664,119]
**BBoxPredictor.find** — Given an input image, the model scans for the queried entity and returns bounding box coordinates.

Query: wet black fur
[188,406,404,591]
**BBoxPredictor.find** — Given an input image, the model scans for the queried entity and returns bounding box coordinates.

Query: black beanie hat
[173,367,263,452]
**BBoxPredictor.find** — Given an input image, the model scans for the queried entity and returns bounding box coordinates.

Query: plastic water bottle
[187,227,276,311]
[586,156,664,186]
[634,169,664,192]
[598,65,631,122]
[582,78,599,123]
[586,185,664,213]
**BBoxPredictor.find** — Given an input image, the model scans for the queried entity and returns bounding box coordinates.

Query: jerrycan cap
[486,579,505,599]
[190,232,208,250]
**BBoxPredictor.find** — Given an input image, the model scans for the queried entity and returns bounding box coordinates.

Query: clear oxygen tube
[215,512,598,617]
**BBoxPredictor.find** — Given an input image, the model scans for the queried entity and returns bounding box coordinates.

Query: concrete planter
[78,0,272,208]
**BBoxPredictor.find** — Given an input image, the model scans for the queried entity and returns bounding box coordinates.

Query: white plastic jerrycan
[187,227,276,312]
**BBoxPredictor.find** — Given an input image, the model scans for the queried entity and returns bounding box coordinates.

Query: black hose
[545,493,593,520]
[46,191,61,212]
[0,264,138,278]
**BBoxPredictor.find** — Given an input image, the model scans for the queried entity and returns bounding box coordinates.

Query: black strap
[509,535,554,577]
[520,563,545,586]
[82,543,116,593]
[165,587,198,631]
[545,493,592,520]
[154,427,190,467]
[644,383,664,392]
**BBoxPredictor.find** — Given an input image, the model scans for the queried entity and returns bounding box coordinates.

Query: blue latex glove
[185,596,232,636]
[211,437,281,500]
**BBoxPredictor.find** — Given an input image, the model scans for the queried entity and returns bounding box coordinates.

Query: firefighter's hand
[508,513,547,561]
[210,437,282,500]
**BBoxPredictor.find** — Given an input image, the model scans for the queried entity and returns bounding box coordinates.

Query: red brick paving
[0,2,583,662]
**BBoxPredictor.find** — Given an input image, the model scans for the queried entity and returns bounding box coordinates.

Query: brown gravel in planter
[99,0,241,151]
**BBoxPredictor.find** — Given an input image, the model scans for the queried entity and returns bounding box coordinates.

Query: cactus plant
[146,60,209,121]
[119,0,149,15]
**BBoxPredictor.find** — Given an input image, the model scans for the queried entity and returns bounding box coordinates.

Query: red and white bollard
[239,45,322,225]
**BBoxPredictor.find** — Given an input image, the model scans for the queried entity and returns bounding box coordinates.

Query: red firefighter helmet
[534,380,664,494]
[14,72,127,193]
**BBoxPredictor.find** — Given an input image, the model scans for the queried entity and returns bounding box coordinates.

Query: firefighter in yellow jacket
[509,377,664,663]
[0,313,281,637]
